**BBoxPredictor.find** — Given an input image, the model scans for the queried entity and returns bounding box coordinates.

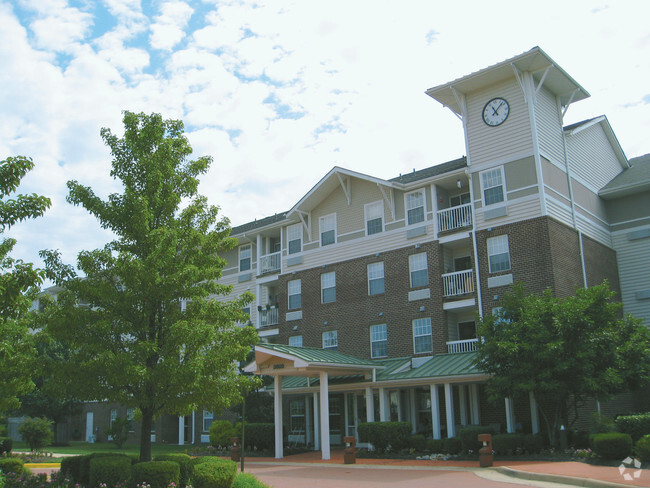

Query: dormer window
[406,189,425,225]
[287,223,302,254]
[320,214,336,246]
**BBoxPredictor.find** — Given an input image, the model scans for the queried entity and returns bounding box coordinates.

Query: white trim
[319,213,337,246]
[467,151,535,174]
[479,166,506,207]
[364,200,385,236]
[412,317,433,354]
[404,188,427,226]
[370,323,388,359]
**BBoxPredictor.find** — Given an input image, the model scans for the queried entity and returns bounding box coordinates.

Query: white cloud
[149,1,194,51]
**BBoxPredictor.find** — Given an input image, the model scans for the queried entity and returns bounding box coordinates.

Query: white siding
[612,226,650,326]
[575,212,612,248]
[535,86,565,164]
[545,194,574,227]
[566,123,624,190]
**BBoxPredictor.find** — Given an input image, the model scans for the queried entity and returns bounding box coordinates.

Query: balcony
[446,338,478,354]
[259,251,281,275]
[437,203,472,233]
[442,269,475,298]
[258,307,279,328]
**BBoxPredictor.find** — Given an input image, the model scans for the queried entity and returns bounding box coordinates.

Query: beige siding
[606,192,650,225]
[505,156,537,190]
[566,124,624,190]
[572,179,608,223]
[542,158,570,199]
[612,226,650,326]
[466,79,533,168]
[535,86,565,164]
[474,195,542,230]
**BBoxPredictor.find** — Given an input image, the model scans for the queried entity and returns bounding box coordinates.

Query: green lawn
[13,441,195,457]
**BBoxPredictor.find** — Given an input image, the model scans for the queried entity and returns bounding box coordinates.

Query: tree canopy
[0,156,51,413]
[475,282,650,446]
[41,112,259,461]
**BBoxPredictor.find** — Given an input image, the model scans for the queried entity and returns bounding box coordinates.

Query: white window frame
[321,271,336,303]
[364,201,384,236]
[367,262,385,296]
[203,410,214,432]
[288,279,302,310]
[405,189,426,226]
[370,324,388,358]
[287,223,302,255]
[239,244,251,272]
[409,252,428,288]
[413,317,433,354]
[289,335,303,347]
[319,213,337,246]
[487,235,511,273]
[322,330,338,350]
[480,167,506,206]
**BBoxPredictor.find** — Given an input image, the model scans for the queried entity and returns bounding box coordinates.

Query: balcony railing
[437,203,472,233]
[259,251,281,275]
[446,338,478,354]
[442,269,475,297]
[259,307,279,328]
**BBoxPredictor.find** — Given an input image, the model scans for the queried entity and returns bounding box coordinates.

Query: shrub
[89,455,131,488]
[591,432,633,460]
[492,433,525,455]
[104,417,133,448]
[635,434,650,462]
[590,413,615,434]
[0,438,12,456]
[232,472,271,488]
[408,434,426,452]
[130,460,179,488]
[80,453,132,486]
[458,426,496,453]
[60,456,85,484]
[192,458,237,488]
[523,434,544,454]
[569,430,590,449]
[17,417,53,452]
[243,423,274,451]
[425,438,444,453]
[615,413,650,442]
[357,422,412,452]
[154,453,193,487]
[0,458,24,475]
[209,420,237,449]
[443,437,461,455]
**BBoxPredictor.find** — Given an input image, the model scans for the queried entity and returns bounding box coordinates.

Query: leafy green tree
[476,282,650,447]
[41,112,259,461]
[105,416,132,448]
[18,417,54,452]
[0,156,51,413]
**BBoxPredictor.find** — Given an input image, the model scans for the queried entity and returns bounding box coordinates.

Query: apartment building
[234,47,650,459]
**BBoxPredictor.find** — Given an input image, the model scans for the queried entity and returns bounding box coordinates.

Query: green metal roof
[256,343,379,367]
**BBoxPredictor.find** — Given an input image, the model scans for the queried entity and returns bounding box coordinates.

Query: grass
[12,441,194,457]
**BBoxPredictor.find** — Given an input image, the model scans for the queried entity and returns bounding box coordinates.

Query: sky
[2,0,649,279]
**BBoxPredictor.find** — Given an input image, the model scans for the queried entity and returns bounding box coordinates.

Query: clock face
[482,97,510,126]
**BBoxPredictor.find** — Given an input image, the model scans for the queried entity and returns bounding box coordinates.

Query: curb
[495,466,635,488]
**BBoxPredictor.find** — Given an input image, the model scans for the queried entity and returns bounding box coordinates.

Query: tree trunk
[140,410,153,462]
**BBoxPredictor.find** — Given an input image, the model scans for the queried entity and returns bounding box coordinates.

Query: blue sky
[2,0,649,278]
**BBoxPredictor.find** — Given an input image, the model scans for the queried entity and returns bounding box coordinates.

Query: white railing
[437,203,472,233]
[442,269,475,297]
[259,307,279,327]
[446,338,478,354]
[259,251,281,275]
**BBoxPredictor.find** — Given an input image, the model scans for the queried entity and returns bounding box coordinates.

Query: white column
[313,392,320,450]
[256,234,262,274]
[305,395,313,447]
[178,416,185,445]
[191,411,196,445]
[320,371,331,460]
[352,394,359,441]
[430,384,441,440]
[444,383,455,438]
[529,392,540,435]
[379,387,388,421]
[365,387,374,422]
[432,184,439,237]
[409,389,417,433]
[505,397,515,434]
[274,376,283,459]
[469,384,480,425]
[343,393,350,438]
[458,384,468,427]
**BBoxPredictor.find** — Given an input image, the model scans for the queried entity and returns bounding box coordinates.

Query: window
[239,244,251,271]
[413,317,433,354]
[458,321,476,340]
[322,330,338,350]
[110,408,118,428]
[450,192,471,207]
[320,214,336,246]
[406,189,425,225]
[126,408,135,432]
[367,262,385,295]
[370,324,388,358]
[321,272,336,303]
[203,411,213,432]
[409,253,428,288]
[480,167,505,206]
[288,279,302,309]
[289,335,303,347]
[487,235,511,273]
[287,223,302,254]
[365,201,384,235]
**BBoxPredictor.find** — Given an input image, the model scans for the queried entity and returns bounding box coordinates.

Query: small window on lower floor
[203,411,214,432]
[413,317,433,354]
[289,335,303,347]
[370,324,387,358]
[322,330,338,350]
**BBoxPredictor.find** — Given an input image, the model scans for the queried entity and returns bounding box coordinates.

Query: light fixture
[379,312,384,317]
[419,306,425,312]
[324,321,328,325]
[415,244,420,249]
[493,295,499,300]
[457,179,462,189]
[293,325,298,331]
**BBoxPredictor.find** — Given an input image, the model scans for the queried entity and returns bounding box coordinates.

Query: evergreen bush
[89,455,131,488]
[192,458,237,488]
[60,456,85,484]
[523,433,544,454]
[635,434,650,462]
[425,438,444,453]
[130,461,179,488]
[615,414,650,442]
[492,433,525,455]
[591,432,633,460]
[458,426,496,453]
[154,453,193,487]
[17,417,53,452]
[0,458,23,475]
[209,420,237,448]
[242,423,274,451]
[0,438,12,455]
[443,437,461,454]
[407,434,426,452]
[232,472,271,488]
[357,422,411,452]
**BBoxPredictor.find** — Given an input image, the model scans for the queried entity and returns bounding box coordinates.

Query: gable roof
[600,153,650,199]
[563,115,628,171]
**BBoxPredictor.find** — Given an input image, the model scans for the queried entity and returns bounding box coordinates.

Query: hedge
[357,422,412,452]
[492,433,525,455]
[615,414,650,442]
[591,432,633,460]
[209,420,237,449]
[0,458,24,475]
[443,437,462,455]
[89,455,132,488]
[130,461,180,488]
[458,426,496,453]
[242,423,274,451]
[0,437,12,455]
[232,472,272,488]
[154,453,193,487]
[60,455,84,483]
[523,433,544,454]
[79,453,133,486]
[425,438,444,454]
[407,434,426,452]
[192,458,237,488]
[635,434,650,462]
